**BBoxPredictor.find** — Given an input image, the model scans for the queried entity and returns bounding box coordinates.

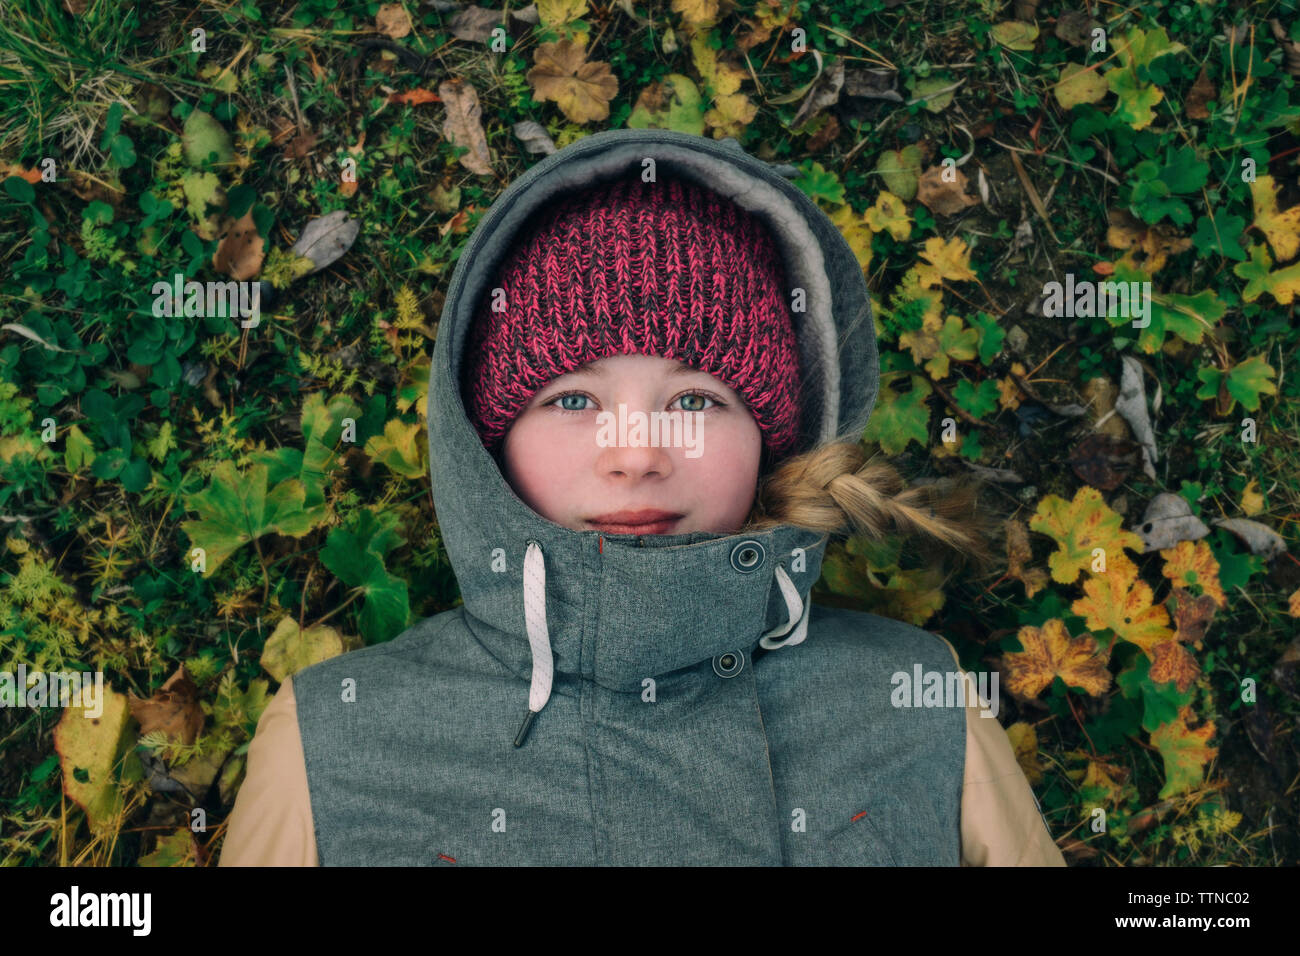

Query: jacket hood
[427,129,879,746]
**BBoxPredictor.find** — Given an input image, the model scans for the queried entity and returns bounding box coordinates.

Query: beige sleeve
[936,637,1066,867]
[218,676,320,866]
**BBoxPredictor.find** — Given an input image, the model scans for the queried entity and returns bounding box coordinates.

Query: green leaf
[181,109,235,167]
[794,160,844,205]
[952,378,999,418]
[990,20,1038,51]
[319,508,410,643]
[625,73,707,135]
[1157,146,1208,193]
[1191,214,1247,261]
[969,311,1005,365]
[181,460,327,577]
[4,175,36,203]
[1195,355,1278,412]
[873,145,923,201]
[862,372,932,453]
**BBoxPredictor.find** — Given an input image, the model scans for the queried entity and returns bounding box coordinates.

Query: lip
[587,510,683,534]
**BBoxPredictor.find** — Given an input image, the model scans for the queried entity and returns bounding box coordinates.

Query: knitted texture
[462,174,802,459]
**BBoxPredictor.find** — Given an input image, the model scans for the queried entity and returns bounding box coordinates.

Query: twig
[1007,148,1061,245]
[920,370,985,427]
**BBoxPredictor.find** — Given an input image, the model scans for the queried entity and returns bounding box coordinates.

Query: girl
[220,129,1064,866]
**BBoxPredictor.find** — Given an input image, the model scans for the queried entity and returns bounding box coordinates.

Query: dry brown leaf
[375,3,413,38]
[128,667,205,747]
[212,210,265,281]
[388,88,441,106]
[1004,518,1049,599]
[284,127,319,160]
[438,77,494,175]
[1105,208,1191,274]
[1186,65,1214,120]
[526,39,619,125]
[916,164,978,217]
[2,163,42,184]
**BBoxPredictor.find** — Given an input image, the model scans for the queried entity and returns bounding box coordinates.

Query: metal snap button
[713,651,745,678]
[729,539,765,573]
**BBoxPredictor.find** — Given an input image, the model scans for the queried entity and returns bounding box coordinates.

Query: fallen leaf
[1240,478,1265,516]
[375,3,413,38]
[1054,62,1108,109]
[1105,208,1192,274]
[527,39,619,125]
[212,210,265,281]
[1001,618,1112,701]
[438,78,494,175]
[873,146,923,201]
[513,120,558,154]
[915,235,978,284]
[1248,174,1300,263]
[53,685,138,833]
[1150,705,1216,799]
[387,87,441,106]
[261,617,346,682]
[1132,492,1211,553]
[916,164,978,217]
[1005,722,1043,784]
[128,667,206,746]
[289,210,361,275]
[1211,517,1286,560]
[1169,587,1217,647]
[1159,539,1227,609]
[1067,433,1140,492]
[991,20,1039,51]
[1,163,42,184]
[863,190,911,240]
[1029,485,1145,584]
[1072,551,1175,656]
[1004,518,1049,598]
[284,127,320,160]
[1186,64,1214,119]
[1115,355,1157,479]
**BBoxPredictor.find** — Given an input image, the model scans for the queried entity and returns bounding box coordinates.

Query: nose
[597,439,674,481]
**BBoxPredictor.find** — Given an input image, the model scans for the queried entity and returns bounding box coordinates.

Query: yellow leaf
[52,685,139,834]
[1249,174,1300,263]
[1005,721,1043,785]
[527,40,619,124]
[1054,62,1109,109]
[364,419,427,479]
[691,34,746,97]
[704,92,757,139]
[261,617,346,682]
[864,191,912,240]
[1001,618,1113,701]
[1029,486,1145,584]
[1071,550,1175,656]
[1240,478,1265,516]
[827,202,873,274]
[1159,539,1226,609]
[673,0,721,31]
[914,235,977,287]
[537,0,589,29]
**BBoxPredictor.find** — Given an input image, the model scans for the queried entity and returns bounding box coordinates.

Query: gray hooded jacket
[219,129,1065,867]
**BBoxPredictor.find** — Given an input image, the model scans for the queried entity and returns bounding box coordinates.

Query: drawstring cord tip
[513,708,537,748]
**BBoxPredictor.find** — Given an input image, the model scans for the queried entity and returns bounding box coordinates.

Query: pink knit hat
[462,174,803,461]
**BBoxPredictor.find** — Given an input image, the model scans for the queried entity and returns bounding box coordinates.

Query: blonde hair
[740,440,1000,578]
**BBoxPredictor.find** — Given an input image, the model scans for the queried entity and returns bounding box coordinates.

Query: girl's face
[500,353,763,536]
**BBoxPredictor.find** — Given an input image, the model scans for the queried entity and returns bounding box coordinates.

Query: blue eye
[544,390,723,415]
[676,393,715,412]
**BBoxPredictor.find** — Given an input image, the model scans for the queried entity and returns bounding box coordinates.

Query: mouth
[586,510,684,535]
